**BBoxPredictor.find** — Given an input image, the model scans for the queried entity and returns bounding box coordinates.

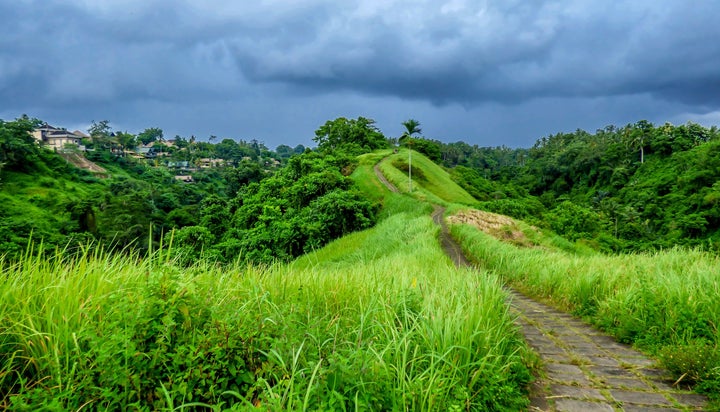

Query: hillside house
[174,175,194,183]
[32,124,86,151]
[197,158,225,168]
[134,145,158,158]
[167,160,190,168]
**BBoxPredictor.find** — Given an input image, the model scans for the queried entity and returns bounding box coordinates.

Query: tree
[88,120,112,141]
[138,127,164,145]
[401,119,422,192]
[224,161,265,197]
[0,117,41,172]
[115,131,137,153]
[173,135,189,149]
[88,120,117,151]
[313,117,388,154]
[276,144,294,158]
[215,138,242,161]
[401,119,422,139]
[624,120,653,164]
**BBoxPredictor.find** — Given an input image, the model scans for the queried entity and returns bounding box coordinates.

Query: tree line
[5,114,720,257]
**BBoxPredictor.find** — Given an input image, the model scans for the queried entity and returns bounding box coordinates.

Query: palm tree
[401,119,422,139]
[401,119,421,192]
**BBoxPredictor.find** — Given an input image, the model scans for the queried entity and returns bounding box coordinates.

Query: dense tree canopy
[138,127,163,145]
[0,117,41,172]
[313,117,389,154]
[0,116,380,263]
[439,120,720,251]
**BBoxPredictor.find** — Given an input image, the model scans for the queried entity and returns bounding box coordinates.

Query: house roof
[37,123,61,131]
[46,130,80,138]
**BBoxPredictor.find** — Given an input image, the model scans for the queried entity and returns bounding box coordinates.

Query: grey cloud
[228,1,720,106]
[2,0,720,148]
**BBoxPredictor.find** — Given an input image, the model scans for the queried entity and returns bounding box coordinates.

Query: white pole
[408,147,412,192]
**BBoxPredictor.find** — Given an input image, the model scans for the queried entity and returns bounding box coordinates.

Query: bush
[658,340,720,394]
[546,201,601,240]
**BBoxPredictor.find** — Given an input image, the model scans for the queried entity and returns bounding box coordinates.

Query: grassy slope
[379,149,478,206]
[452,224,720,397]
[364,149,720,399]
[0,165,106,253]
[399,161,720,399]
[1,149,533,410]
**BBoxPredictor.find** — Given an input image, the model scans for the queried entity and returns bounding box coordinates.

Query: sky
[2,0,720,149]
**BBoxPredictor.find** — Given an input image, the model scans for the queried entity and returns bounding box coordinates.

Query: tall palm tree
[401,119,421,192]
[401,119,422,138]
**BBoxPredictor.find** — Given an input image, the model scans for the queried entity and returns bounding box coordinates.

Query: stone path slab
[510,291,709,411]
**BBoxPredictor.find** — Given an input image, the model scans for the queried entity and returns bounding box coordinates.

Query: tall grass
[0,208,532,410]
[350,150,394,203]
[451,222,720,395]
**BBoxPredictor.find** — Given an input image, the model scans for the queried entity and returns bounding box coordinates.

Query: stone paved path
[373,163,710,411]
[511,291,708,411]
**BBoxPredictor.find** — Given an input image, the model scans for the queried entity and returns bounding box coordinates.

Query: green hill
[1,149,534,410]
[378,148,479,205]
[3,116,720,408]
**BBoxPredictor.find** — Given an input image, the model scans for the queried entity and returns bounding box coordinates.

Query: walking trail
[374,163,709,411]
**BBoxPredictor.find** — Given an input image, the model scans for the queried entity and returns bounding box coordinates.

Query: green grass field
[4,147,720,409]
[1,181,533,410]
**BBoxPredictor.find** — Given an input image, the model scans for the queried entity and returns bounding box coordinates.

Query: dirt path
[372,163,708,410]
[373,162,398,193]
[432,206,472,267]
[59,152,108,174]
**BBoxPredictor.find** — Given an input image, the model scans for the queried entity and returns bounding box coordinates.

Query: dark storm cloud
[229,1,720,106]
[2,0,720,147]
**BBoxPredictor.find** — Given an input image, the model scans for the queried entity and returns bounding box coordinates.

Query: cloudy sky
[2,1,720,148]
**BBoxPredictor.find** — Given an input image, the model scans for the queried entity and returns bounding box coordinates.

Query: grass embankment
[0,169,104,254]
[450,222,720,398]
[378,149,478,206]
[1,197,533,410]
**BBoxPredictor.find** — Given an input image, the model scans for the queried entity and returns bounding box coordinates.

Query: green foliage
[88,120,119,151]
[0,117,41,172]
[172,225,215,264]
[392,158,427,181]
[658,340,720,393]
[406,137,442,162]
[450,166,496,200]
[137,127,163,145]
[313,117,389,154]
[437,120,720,251]
[401,118,422,137]
[546,201,601,241]
[479,198,545,222]
[222,151,377,264]
[2,207,533,410]
[383,150,478,206]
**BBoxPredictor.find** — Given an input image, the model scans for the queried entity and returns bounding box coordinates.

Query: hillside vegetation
[427,121,720,252]
[3,114,720,407]
[1,199,533,410]
[0,117,378,262]
[370,149,720,400]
